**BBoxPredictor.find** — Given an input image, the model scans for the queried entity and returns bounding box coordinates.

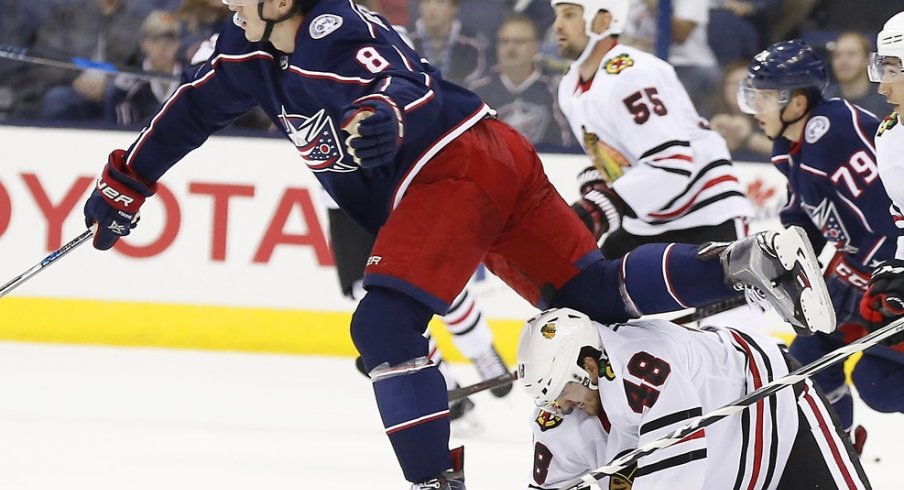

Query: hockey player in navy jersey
[740,39,904,436]
[80,0,835,487]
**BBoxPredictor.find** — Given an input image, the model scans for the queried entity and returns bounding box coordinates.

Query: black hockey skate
[411,446,465,490]
[471,346,512,397]
[711,226,835,335]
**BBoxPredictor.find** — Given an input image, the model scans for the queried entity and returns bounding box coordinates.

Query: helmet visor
[221,0,263,6]
[868,53,904,83]
[737,80,789,115]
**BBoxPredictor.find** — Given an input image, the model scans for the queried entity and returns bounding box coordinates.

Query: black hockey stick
[0,44,179,82]
[447,371,517,402]
[0,228,94,298]
[670,294,748,325]
[560,315,904,490]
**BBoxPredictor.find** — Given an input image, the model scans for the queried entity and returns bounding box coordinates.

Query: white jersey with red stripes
[557,43,752,236]
[875,111,904,259]
[527,319,867,489]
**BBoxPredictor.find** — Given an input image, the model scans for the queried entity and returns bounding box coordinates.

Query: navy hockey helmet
[738,40,827,115]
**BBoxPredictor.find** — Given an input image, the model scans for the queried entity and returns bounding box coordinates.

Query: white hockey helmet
[550,0,628,39]
[516,308,602,408]
[869,11,904,83]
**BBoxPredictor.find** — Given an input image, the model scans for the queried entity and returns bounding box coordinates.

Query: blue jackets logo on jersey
[806,199,857,253]
[278,106,357,173]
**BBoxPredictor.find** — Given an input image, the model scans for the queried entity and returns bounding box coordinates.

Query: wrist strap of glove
[98,149,157,212]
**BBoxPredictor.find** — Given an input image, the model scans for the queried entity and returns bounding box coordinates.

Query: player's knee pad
[851,355,904,413]
[350,286,435,372]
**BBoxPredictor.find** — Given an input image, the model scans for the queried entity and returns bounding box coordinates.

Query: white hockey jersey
[875,112,904,259]
[528,320,801,490]
[558,43,753,236]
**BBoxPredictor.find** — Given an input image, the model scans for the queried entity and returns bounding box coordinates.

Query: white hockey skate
[714,226,836,335]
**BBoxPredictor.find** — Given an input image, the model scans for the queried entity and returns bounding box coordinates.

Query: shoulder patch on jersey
[600,357,616,381]
[535,411,564,432]
[310,14,343,39]
[604,54,634,75]
[878,112,900,137]
[804,115,831,144]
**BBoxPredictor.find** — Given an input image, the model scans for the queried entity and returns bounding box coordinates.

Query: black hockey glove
[83,149,156,250]
[570,167,624,240]
[340,97,404,168]
[860,259,904,344]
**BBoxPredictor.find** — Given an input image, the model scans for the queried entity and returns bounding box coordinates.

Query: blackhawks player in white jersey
[517,308,870,489]
[552,0,753,259]
[862,11,904,331]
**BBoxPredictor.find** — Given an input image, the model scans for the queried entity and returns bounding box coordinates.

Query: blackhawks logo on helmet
[878,113,900,137]
[604,54,634,75]
[540,322,557,339]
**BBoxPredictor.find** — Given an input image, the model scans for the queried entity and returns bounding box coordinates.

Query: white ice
[0,342,898,489]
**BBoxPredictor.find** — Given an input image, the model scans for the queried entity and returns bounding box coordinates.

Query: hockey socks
[372,363,454,483]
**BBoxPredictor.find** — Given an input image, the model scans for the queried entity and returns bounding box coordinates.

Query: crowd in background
[0,0,902,160]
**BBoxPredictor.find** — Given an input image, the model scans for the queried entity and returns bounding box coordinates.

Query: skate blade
[773,226,836,334]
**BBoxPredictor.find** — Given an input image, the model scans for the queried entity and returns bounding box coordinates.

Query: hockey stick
[447,371,517,402]
[0,44,179,82]
[560,316,904,490]
[0,228,94,298]
[670,294,747,325]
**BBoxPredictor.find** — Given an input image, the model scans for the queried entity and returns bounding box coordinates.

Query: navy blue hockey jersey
[121,0,490,233]
[772,98,897,273]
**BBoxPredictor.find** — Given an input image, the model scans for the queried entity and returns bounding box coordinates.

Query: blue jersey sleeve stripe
[842,99,877,154]
[288,64,373,85]
[835,191,876,233]
[663,243,690,309]
[125,69,218,168]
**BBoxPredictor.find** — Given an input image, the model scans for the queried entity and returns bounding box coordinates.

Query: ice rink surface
[0,342,899,489]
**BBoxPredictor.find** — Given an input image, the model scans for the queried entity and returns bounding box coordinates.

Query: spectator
[13,0,144,121]
[407,0,505,53]
[622,0,721,117]
[409,0,487,86]
[0,0,33,117]
[709,60,771,162]
[825,32,890,118]
[468,14,573,149]
[175,0,229,64]
[106,11,183,126]
[707,0,774,67]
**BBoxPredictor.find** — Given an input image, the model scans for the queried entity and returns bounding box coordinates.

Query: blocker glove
[570,166,625,240]
[83,149,157,250]
[340,97,404,168]
[860,259,904,344]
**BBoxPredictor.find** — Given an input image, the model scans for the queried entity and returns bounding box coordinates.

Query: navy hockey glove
[83,149,156,250]
[860,259,904,343]
[340,97,404,168]
[570,166,624,240]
